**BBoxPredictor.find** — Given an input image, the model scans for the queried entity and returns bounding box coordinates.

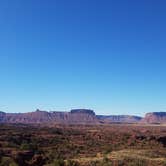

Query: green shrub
[54,159,65,166]
[0,157,18,166]
[66,160,79,166]
[20,143,37,151]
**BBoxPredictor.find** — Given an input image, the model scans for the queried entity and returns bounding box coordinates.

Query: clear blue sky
[0,0,166,116]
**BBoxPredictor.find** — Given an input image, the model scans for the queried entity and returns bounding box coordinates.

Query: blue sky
[0,0,166,116]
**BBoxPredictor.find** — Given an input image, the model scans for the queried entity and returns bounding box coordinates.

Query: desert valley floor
[0,124,166,166]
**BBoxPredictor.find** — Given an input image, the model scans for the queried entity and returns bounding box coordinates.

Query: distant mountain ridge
[97,115,142,123]
[1,109,166,124]
[0,109,97,124]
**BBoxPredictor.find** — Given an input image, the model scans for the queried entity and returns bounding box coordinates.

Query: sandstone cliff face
[97,115,142,123]
[1,109,166,124]
[71,109,95,115]
[141,112,166,124]
[0,109,97,124]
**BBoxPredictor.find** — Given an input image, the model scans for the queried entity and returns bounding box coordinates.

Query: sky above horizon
[0,0,166,116]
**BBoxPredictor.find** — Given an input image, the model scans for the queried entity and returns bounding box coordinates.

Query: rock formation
[1,109,166,124]
[0,109,97,124]
[141,112,166,124]
[97,115,142,123]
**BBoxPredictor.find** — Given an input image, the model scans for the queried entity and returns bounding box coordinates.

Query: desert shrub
[162,160,166,166]
[9,163,18,166]
[103,145,113,154]
[49,137,63,144]
[88,161,99,166]
[20,142,37,151]
[5,136,20,147]
[88,158,113,166]
[29,154,47,166]
[53,159,65,166]
[0,157,18,166]
[66,160,79,166]
[50,129,63,135]
[46,149,65,162]
[118,157,148,166]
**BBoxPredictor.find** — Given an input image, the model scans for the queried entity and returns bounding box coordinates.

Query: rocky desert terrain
[0,123,166,166]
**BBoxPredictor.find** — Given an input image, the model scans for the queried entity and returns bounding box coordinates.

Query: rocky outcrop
[0,109,97,124]
[1,109,166,124]
[141,112,166,124]
[71,109,95,115]
[97,115,142,123]
[0,111,6,121]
